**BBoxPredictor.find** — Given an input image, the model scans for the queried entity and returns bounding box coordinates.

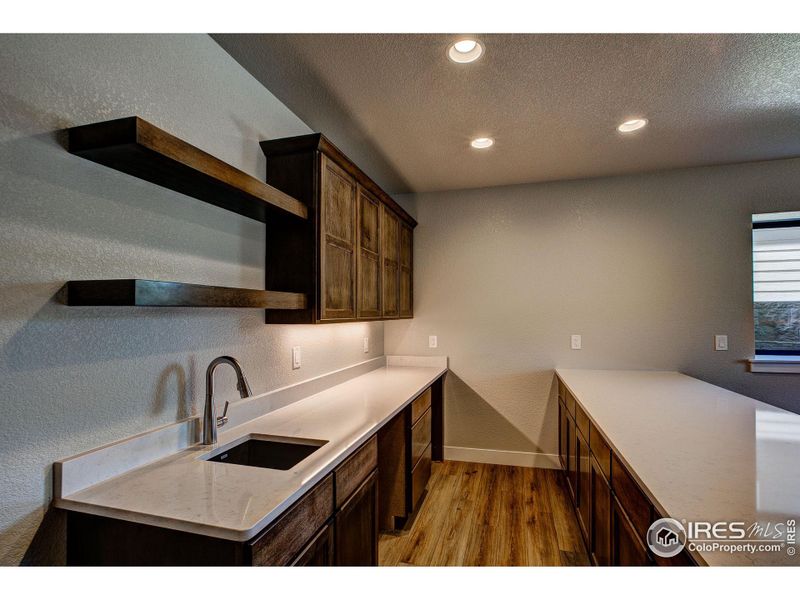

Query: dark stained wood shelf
[68,117,308,221]
[63,279,307,310]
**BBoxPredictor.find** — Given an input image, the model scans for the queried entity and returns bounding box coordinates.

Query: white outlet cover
[571,334,582,350]
[715,335,728,351]
[429,335,438,349]
[363,337,369,353]
[292,346,301,369]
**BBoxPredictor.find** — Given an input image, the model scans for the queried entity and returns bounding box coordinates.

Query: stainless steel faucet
[202,356,252,445]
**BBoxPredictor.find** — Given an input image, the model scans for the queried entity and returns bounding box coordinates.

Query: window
[753,211,800,355]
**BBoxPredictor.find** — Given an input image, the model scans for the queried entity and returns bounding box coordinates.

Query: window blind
[753,225,800,302]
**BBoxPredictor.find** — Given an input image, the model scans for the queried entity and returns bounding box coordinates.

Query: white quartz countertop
[55,363,446,542]
[556,369,800,566]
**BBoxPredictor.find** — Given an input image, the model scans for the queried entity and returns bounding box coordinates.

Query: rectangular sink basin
[205,435,327,471]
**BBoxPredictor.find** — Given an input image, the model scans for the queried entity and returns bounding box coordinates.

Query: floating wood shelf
[68,117,308,221]
[63,279,307,310]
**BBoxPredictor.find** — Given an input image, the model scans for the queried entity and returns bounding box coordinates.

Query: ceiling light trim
[448,39,484,64]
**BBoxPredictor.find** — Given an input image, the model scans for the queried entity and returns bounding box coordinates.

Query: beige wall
[385,158,800,458]
[0,35,384,565]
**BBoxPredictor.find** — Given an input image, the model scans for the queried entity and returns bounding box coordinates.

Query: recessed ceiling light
[448,39,484,63]
[470,137,494,149]
[617,118,648,133]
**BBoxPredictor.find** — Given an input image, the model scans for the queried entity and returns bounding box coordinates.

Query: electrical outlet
[292,346,301,369]
[715,335,728,351]
[429,335,438,349]
[571,334,582,350]
[363,337,369,353]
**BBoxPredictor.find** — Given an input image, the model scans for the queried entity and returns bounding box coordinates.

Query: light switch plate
[571,334,582,350]
[363,337,369,353]
[292,346,301,369]
[715,335,728,351]
[429,335,438,349]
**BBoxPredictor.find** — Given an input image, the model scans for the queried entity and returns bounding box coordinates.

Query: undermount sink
[205,435,328,471]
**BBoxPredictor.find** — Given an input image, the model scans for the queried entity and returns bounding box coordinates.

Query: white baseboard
[444,446,560,469]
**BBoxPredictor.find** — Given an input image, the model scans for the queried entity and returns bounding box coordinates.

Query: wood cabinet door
[291,522,334,566]
[356,186,381,319]
[335,471,378,566]
[566,415,576,502]
[590,457,612,566]
[399,223,413,317]
[559,401,568,470]
[612,498,651,566]
[381,205,400,318]
[576,429,591,542]
[319,155,357,321]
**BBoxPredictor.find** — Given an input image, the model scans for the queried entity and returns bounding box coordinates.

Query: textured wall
[0,34,383,565]
[385,158,800,457]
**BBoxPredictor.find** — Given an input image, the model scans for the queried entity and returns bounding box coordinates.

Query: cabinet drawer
[410,443,432,511]
[250,474,334,566]
[589,424,611,480]
[565,390,576,416]
[576,403,590,438]
[558,379,566,401]
[611,454,652,542]
[411,388,432,424]
[411,406,432,468]
[335,435,378,508]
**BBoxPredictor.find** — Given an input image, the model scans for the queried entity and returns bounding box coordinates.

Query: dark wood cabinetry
[556,375,696,567]
[319,156,357,320]
[612,498,651,566]
[260,133,416,323]
[399,223,413,317]
[381,204,400,318]
[335,471,378,566]
[576,429,591,541]
[357,187,382,318]
[291,521,334,566]
[377,385,439,530]
[590,456,612,566]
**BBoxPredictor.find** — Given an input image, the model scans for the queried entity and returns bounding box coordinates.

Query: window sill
[748,356,800,373]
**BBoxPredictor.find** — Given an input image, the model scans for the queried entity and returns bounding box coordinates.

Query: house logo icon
[647,518,687,558]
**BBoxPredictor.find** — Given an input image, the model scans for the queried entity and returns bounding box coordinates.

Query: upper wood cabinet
[357,187,382,319]
[399,223,413,317]
[381,204,400,318]
[320,156,357,320]
[260,133,416,323]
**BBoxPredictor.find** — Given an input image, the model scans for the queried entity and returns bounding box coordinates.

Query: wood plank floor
[378,461,590,566]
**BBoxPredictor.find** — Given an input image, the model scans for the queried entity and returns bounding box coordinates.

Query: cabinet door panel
[399,224,413,317]
[381,206,400,318]
[576,430,591,542]
[411,407,432,468]
[611,454,652,542]
[323,243,355,315]
[567,415,576,502]
[559,401,568,470]
[335,471,378,566]
[320,156,356,320]
[291,522,334,566]
[612,498,651,566]
[591,458,611,566]
[357,187,381,318]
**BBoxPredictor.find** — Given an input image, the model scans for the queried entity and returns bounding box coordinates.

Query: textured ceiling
[213,34,800,194]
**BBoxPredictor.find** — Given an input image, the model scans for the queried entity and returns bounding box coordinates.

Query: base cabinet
[377,386,436,530]
[612,498,651,566]
[590,457,612,566]
[335,471,378,566]
[292,521,335,566]
[556,375,696,567]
